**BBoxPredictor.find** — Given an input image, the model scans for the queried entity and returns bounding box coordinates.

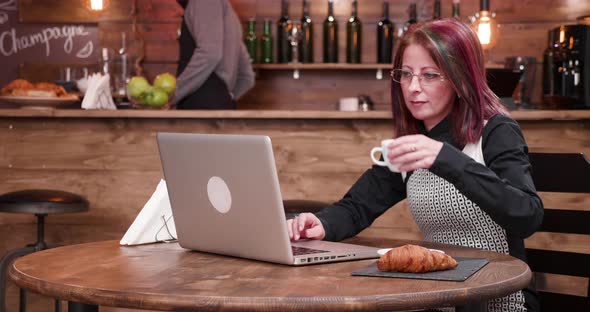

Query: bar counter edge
[1,109,590,120]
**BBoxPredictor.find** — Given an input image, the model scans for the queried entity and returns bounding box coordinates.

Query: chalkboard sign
[0,0,99,87]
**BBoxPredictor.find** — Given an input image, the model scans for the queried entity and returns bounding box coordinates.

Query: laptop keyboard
[291,245,329,256]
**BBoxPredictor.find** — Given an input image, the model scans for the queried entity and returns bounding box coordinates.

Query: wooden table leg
[18,289,25,312]
[68,302,98,312]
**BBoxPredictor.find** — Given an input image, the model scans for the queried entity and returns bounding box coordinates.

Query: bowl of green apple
[127,73,176,109]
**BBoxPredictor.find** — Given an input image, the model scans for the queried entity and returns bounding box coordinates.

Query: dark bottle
[433,0,441,19]
[244,18,258,63]
[277,0,292,63]
[401,2,418,35]
[542,30,555,96]
[452,0,460,18]
[346,0,362,63]
[260,19,274,64]
[299,0,314,63]
[323,0,338,63]
[377,1,394,64]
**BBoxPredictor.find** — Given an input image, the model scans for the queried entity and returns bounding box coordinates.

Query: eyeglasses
[390,69,446,86]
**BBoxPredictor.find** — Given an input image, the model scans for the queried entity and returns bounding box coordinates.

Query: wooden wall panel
[18,0,113,23]
[97,21,180,62]
[239,70,392,110]
[19,0,182,23]
[19,0,590,24]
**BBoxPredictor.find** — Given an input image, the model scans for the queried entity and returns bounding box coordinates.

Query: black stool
[0,189,89,312]
[283,199,328,219]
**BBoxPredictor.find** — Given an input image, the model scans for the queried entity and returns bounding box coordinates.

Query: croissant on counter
[1,79,76,99]
[377,244,458,273]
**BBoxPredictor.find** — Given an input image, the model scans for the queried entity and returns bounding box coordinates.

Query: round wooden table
[9,238,531,311]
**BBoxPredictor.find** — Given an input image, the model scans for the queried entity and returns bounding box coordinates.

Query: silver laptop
[156,132,380,266]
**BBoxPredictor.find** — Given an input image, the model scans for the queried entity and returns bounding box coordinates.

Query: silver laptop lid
[157,133,295,264]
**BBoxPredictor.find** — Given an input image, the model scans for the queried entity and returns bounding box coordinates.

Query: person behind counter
[174,0,255,109]
[287,19,543,312]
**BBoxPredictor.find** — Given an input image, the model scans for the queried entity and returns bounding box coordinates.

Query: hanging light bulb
[86,0,109,12]
[470,0,499,49]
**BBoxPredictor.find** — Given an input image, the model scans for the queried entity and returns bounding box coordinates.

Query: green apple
[144,89,169,107]
[127,76,151,99]
[134,85,153,106]
[153,73,176,96]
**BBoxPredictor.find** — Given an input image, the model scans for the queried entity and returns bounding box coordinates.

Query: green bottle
[244,18,258,63]
[346,0,362,63]
[260,19,274,64]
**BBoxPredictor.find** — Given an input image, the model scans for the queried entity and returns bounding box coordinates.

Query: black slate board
[351,257,489,282]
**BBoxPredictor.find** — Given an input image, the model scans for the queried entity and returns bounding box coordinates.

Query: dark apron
[176,15,235,109]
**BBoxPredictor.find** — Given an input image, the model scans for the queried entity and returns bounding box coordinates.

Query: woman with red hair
[289,19,542,311]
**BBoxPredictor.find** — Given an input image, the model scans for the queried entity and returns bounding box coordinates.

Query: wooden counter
[0,108,590,120]
[0,109,589,311]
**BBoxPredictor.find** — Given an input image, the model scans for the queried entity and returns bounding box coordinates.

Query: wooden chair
[526,152,590,311]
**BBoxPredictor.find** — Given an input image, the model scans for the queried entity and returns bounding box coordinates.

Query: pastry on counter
[377,244,458,273]
[1,79,78,99]
[1,79,33,96]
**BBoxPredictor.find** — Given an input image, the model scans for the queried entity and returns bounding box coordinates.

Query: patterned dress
[405,135,527,312]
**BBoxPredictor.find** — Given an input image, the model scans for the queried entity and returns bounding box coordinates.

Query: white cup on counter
[338,97,359,111]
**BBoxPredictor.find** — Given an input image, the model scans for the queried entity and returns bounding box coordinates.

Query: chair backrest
[526,152,590,311]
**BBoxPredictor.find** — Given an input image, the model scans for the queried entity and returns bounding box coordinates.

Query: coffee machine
[542,24,590,108]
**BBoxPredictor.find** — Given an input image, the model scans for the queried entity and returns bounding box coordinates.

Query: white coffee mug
[370,139,400,172]
[338,97,359,111]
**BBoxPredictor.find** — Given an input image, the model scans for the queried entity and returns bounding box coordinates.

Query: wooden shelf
[0,109,589,121]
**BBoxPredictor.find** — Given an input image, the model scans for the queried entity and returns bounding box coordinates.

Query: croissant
[377,244,458,273]
[1,79,72,98]
[1,79,33,95]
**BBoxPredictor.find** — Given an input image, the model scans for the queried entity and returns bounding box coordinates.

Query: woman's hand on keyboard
[287,213,326,241]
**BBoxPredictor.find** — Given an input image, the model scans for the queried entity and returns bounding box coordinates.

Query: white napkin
[81,73,117,110]
[120,179,177,245]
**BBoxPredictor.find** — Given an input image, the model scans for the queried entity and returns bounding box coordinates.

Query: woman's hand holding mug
[370,135,443,173]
